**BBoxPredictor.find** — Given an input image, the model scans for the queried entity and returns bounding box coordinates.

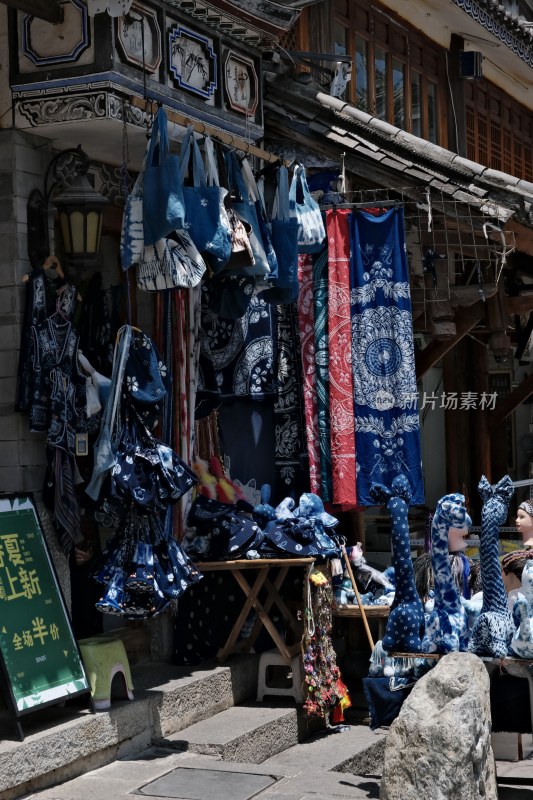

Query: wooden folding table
[195,557,315,663]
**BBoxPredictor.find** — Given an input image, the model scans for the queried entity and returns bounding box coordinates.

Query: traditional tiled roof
[263,70,533,226]
[453,0,533,69]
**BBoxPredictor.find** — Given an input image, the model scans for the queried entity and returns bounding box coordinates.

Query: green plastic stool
[79,636,134,710]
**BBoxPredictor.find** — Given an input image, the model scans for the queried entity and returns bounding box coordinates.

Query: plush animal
[370,474,425,654]
[421,493,471,654]
[509,560,533,658]
[468,474,515,659]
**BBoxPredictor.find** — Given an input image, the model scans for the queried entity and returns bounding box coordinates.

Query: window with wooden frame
[465,81,533,182]
[334,0,446,145]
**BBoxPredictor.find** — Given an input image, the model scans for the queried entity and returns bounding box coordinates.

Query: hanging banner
[0,495,90,714]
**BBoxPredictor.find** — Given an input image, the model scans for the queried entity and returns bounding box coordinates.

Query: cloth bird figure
[509,560,533,659]
[370,474,425,653]
[421,493,471,654]
[468,474,515,658]
[253,484,277,528]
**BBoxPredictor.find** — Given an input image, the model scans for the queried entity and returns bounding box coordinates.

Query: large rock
[380,652,497,800]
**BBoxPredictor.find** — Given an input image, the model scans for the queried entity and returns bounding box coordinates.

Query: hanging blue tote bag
[222,150,272,279]
[143,107,185,246]
[289,164,326,254]
[240,157,278,280]
[179,127,232,267]
[261,165,300,305]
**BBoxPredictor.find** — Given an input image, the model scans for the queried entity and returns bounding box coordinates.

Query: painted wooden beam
[0,0,62,22]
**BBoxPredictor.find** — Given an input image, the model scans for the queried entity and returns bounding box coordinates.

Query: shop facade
[2,0,533,772]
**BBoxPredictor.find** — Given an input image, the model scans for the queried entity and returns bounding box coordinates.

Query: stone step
[261,722,387,774]
[0,654,259,800]
[161,701,318,763]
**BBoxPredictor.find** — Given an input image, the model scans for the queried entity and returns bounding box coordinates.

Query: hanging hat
[520,501,533,518]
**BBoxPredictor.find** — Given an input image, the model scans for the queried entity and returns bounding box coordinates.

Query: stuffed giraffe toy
[509,560,533,659]
[370,474,425,653]
[421,493,471,654]
[468,474,515,659]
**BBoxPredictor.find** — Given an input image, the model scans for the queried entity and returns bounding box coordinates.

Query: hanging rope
[120,98,133,326]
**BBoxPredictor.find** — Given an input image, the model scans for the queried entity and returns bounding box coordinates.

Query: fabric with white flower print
[197,282,277,406]
[326,209,357,507]
[273,301,308,499]
[124,331,168,407]
[350,207,424,506]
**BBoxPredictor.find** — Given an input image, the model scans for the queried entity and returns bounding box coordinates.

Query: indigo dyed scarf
[350,207,424,506]
[312,240,332,502]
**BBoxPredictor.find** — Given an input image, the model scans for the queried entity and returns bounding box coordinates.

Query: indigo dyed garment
[312,241,332,503]
[297,254,321,495]
[350,207,424,506]
[198,283,278,404]
[273,302,308,499]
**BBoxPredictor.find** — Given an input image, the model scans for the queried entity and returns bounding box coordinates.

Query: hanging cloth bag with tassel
[142,107,185,245]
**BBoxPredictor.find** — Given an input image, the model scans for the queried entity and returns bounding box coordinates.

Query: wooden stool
[257,648,303,703]
[79,636,134,710]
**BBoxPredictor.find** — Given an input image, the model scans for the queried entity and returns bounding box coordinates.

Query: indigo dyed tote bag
[261,165,300,305]
[289,164,326,254]
[120,167,144,270]
[222,150,271,279]
[179,127,232,268]
[240,157,278,280]
[143,107,185,246]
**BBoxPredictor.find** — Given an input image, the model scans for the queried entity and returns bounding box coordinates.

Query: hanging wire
[120,98,133,326]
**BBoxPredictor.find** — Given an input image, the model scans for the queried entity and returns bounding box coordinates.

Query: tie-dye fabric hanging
[297,254,321,496]
[312,241,332,502]
[326,209,357,508]
[350,207,424,506]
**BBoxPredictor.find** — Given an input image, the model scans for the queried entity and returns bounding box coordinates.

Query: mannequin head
[516,501,533,546]
[501,549,533,593]
[448,526,469,553]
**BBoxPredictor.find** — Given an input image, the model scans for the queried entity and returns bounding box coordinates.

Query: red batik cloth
[326,209,357,507]
[297,253,321,495]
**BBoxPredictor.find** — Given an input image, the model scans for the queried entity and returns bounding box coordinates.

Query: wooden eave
[0,0,61,22]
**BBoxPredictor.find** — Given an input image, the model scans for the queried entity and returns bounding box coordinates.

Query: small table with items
[195,557,315,663]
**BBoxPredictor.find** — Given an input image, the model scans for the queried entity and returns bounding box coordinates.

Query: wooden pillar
[442,350,458,492]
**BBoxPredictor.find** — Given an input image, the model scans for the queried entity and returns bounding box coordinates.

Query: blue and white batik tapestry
[350,207,424,506]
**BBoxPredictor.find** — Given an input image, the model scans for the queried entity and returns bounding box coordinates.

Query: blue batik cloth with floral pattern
[197,283,278,408]
[350,207,424,506]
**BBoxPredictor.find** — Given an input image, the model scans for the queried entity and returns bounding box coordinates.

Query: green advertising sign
[0,495,90,714]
